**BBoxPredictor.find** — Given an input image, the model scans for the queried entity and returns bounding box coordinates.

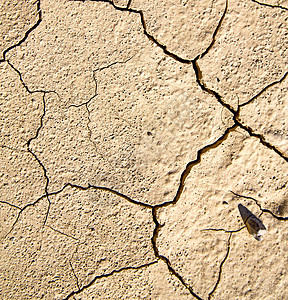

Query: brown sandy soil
[0,0,287,299]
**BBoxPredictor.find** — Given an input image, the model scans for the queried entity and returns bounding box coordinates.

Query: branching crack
[233,117,288,162]
[192,60,236,114]
[233,71,288,162]
[63,260,158,299]
[147,124,239,299]
[3,62,59,237]
[4,181,154,238]
[151,208,203,300]
[193,55,288,163]
[72,0,189,63]
[3,195,50,238]
[73,0,229,65]
[7,61,61,96]
[126,0,132,9]
[67,74,109,164]
[191,1,288,163]
[68,57,134,166]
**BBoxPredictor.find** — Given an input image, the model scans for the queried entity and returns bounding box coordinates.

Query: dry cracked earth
[0,0,288,299]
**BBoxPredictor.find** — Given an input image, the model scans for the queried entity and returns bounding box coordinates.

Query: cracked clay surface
[0,0,287,299]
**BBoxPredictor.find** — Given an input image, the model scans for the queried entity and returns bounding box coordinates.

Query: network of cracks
[1,0,288,299]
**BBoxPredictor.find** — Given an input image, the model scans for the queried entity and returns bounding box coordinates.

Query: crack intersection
[1,0,288,298]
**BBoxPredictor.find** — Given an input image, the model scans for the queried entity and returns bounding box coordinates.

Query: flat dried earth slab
[213,215,288,299]
[198,0,288,106]
[0,0,39,58]
[131,0,227,59]
[0,148,46,210]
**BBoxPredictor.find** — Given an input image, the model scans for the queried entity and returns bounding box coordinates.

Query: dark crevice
[233,117,288,162]
[208,233,232,300]
[76,182,154,208]
[149,125,238,298]
[251,0,288,10]
[148,125,239,299]
[201,226,245,233]
[154,123,238,210]
[5,180,154,237]
[111,0,190,63]
[0,201,21,211]
[27,93,46,147]
[151,208,203,300]
[7,179,201,298]
[232,71,288,162]
[230,191,288,221]
[63,260,158,300]
[47,182,153,209]
[239,71,288,108]
[7,61,61,97]
[191,2,288,164]
[198,0,228,60]
[73,0,192,63]
[192,60,236,114]
[193,60,288,162]
[0,0,42,62]
[126,0,132,9]
[4,0,287,298]
[74,0,230,64]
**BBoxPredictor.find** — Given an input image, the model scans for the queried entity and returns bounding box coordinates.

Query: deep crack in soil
[1,0,287,298]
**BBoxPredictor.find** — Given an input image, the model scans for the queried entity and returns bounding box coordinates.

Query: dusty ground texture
[0,0,287,299]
